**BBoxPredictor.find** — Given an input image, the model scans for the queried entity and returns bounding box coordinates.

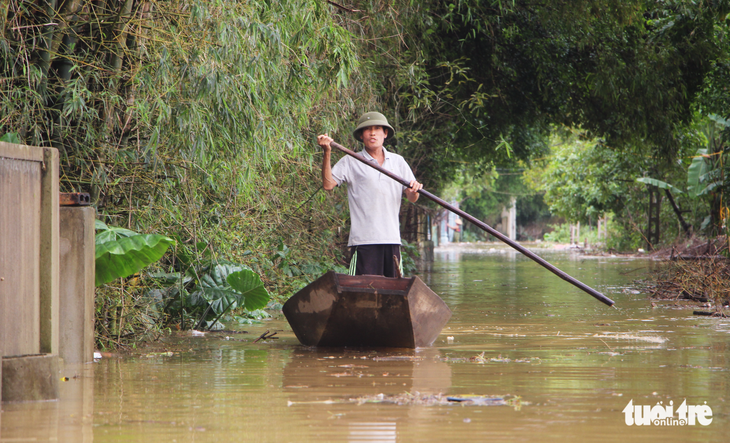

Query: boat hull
[283,271,451,348]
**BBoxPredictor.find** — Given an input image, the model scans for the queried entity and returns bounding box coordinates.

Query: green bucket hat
[353,112,395,141]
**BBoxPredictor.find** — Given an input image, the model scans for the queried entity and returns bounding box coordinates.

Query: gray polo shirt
[331,147,416,246]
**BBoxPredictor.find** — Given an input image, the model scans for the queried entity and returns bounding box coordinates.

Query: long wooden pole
[330,142,616,307]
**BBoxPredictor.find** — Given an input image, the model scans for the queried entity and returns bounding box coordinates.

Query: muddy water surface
[1,243,728,442]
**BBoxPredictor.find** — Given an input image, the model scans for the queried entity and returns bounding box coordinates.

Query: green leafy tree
[524,132,645,223]
[351,1,728,249]
[405,0,730,158]
[524,131,650,249]
[637,115,730,235]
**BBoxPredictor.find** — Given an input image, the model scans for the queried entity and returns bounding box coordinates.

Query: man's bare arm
[318,134,337,191]
[405,180,422,203]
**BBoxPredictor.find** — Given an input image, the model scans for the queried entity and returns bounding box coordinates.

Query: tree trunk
[663,189,692,237]
[646,186,661,249]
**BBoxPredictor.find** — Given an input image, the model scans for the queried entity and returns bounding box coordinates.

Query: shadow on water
[2,244,729,442]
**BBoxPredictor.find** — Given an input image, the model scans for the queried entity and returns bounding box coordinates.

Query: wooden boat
[283,271,451,348]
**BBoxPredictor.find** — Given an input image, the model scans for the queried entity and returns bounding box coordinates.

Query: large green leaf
[190,265,270,316]
[95,220,139,244]
[708,114,729,128]
[687,149,711,198]
[227,269,270,311]
[0,132,21,144]
[95,234,175,286]
[696,180,723,197]
[635,177,683,194]
[195,263,247,315]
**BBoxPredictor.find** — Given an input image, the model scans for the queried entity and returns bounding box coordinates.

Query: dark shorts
[349,244,401,277]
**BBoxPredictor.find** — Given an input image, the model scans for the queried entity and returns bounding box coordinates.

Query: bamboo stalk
[330,141,616,307]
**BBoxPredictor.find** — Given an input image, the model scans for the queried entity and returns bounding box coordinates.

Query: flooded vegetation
[2,244,728,442]
[4,2,729,441]
[647,255,730,316]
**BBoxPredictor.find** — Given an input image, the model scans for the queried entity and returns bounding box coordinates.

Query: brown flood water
[1,244,729,442]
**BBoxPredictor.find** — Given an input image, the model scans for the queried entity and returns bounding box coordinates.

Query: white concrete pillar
[508,196,517,240]
[501,206,509,237]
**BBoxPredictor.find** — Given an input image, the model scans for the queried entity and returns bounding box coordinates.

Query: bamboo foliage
[2,0,368,344]
[2,0,358,235]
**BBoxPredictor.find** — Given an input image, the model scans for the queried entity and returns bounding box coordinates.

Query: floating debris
[594,332,667,344]
[253,330,278,343]
[372,355,423,362]
[287,399,337,406]
[143,351,174,358]
[444,352,540,364]
[352,392,525,409]
[287,392,526,409]
[693,310,730,318]
[643,250,730,315]
[446,396,508,406]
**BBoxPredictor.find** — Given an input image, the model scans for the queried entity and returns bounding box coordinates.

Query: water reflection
[349,422,396,443]
[283,347,451,401]
[281,346,454,442]
[0,363,94,442]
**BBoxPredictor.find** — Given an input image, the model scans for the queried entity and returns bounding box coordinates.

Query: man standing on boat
[318,111,422,277]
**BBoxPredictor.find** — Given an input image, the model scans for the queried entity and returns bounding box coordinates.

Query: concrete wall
[59,207,96,364]
[0,142,59,357]
[0,144,42,356]
[1,354,60,402]
[1,142,61,402]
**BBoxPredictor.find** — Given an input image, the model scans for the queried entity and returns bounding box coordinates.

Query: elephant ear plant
[148,260,272,331]
[95,221,271,331]
[187,261,271,330]
[95,220,176,286]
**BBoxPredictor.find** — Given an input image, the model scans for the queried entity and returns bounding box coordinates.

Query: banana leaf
[687,149,710,198]
[708,114,729,127]
[696,180,722,196]
[635,177,683,194]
